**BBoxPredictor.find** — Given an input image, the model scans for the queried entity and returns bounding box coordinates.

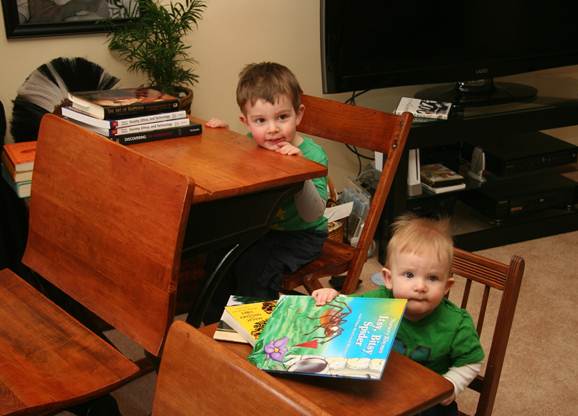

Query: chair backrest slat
[23,115,194,355]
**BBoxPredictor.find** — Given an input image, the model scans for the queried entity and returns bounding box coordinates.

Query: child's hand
[274,141,301,156]
[311,288,339,306]
[205,118,229,128]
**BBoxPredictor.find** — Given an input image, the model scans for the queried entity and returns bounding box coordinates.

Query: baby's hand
[205,118,229,128]
[275,141,301,156]
[311,288,339,306]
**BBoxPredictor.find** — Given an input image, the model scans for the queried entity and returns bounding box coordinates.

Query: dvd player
[462,132,577,176]
[460,173,576,220]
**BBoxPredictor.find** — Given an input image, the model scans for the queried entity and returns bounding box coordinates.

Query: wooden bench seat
[0,115,194,415]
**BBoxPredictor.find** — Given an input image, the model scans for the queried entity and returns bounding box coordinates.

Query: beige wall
[2,0,578,189]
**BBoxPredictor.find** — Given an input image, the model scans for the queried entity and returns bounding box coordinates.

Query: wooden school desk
[200,323,454,416]
[130,116,328,324]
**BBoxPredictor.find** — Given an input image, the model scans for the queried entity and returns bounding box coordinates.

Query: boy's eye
[403,271,414,279]
[253,118,265,125]
[278,113,289,121]
[428,275,439,282]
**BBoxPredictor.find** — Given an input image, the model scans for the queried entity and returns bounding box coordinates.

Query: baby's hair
[386,213,453,274]
[236,62,303,114]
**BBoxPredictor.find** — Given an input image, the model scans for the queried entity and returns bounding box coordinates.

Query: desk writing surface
[132,117,327,203]
[200,324,453,416]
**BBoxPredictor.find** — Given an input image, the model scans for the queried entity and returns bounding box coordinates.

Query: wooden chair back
[450,248,525,416]
[22,114,194,355]
[153,320,328,416]
[281,94,412,294]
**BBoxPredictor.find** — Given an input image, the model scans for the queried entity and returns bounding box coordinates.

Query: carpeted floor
[61,229,578,415]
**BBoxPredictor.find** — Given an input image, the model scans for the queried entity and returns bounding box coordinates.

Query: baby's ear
[444,276,455,295]
[382,267,393,289]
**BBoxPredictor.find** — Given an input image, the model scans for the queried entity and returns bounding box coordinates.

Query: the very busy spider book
[248,295,406,380]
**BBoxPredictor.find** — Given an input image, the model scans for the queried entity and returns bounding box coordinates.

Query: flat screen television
[321,1,578,106]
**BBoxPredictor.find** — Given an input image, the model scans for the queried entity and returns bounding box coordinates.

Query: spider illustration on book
[304,298,352,344]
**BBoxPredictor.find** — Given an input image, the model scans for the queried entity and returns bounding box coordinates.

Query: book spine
[104,100,180,119]
[113,110,187,128]
[111,118,190,136]
[115,124,202,145]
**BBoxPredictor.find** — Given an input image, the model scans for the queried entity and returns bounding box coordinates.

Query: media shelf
[378,96,578,262]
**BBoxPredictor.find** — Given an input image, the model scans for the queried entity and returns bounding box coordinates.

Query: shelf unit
[378,96,578,263]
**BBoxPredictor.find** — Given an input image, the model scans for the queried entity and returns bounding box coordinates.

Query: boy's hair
[236,62,303,114]
[386,213,453,275]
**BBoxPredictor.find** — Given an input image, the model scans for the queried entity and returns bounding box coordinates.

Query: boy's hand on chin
[275,141,301,155]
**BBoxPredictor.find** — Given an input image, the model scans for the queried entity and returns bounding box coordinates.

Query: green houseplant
[107,0,206,102]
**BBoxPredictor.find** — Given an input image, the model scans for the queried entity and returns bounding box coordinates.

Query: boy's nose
[414,279,427,292]
[267,121,279,133]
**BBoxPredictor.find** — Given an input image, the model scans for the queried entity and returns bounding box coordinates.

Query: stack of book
[62,87,202,145]
[1,141,36,198]
[420,163,466,194]
[213,296,277,346]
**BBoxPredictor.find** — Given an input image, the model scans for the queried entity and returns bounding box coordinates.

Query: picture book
[113,124,202,145]
[214,295,271,344]
[61,106,187,129]
[222,299,278,346]
[66,87,180,119]
[248,295,406,380]
[2,141,36,173]
[395,97,452,120]
[420,163,465,187]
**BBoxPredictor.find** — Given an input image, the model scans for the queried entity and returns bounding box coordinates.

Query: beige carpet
[62,229,577,416]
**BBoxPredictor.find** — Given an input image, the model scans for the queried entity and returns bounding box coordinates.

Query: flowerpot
[176,86,193,114]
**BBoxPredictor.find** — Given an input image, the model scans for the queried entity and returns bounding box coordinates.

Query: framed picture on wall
[1,0,138,38]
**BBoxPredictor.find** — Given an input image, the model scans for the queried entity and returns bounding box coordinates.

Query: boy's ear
[239,114,248,126]
[382,267,393,290]
[295,104,305,126]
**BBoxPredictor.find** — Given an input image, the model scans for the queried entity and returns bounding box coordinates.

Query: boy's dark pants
[203,229,327,323]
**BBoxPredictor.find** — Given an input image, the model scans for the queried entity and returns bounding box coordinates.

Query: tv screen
[321,1,578,105]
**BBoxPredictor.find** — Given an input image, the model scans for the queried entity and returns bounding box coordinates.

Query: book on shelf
[420,163,465,187]
[2,141,36,173]
[61,106,188,129]
[79,117,191,138]
[395,97,452,120]
[248,295,406,380]
[422,182,466,194]
[214,295,271,344]
[222,299,278,346]
[112,123,202,145]
[66,87,180,119]
[1,164,31,198]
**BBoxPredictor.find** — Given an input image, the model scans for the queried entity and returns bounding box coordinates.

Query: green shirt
[271,136,328,232]
[357,287,484,374]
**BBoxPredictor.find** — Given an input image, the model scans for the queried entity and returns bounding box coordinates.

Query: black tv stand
[378,95,578,263]
[414,79,537,107]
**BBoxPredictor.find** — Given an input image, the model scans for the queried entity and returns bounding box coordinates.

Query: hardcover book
[223,299,278,346]
[214,295,272,344]
[248,295,406,380]
[66,87,180,119]
[80,117,191,137]
[420,163,465,187]
[2,141,36,173]
[395,97,452,120]
[1,165,31,198]
[113,124,202,145]
[61,106,187,129]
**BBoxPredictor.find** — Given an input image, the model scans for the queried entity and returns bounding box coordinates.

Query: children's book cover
[214,295,272,344]
[223,299,277,346]
[248,295,406,380]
